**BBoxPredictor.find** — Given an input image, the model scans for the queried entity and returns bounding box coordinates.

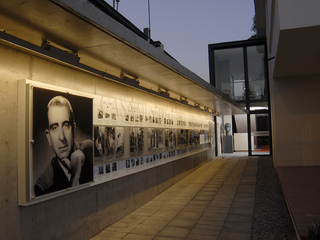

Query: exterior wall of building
[271,75,320,167]
[266,0,320,167]
[266,0,280,70]
[0,43,215,239]
[277,0,320,30]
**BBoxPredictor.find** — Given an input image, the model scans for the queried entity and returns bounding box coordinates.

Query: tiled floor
[91,156,258,240]
[277,166,320,240]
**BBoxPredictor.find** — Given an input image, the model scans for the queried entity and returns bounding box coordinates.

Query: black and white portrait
[94,126,124,162]
[164,129,176,150]
[105,163,110,173]
[115,127,124,158]
[94,126,106,159]
[112,162,117,171]
[178,129,189,148]
[126,159,130,169]
[130,127,144,156]
[32,87,93,197]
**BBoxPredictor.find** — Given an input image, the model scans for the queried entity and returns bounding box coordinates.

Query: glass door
[250,113,271,155]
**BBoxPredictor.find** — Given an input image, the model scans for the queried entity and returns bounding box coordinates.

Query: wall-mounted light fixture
[0,28,10,34]
[41,40,80,63]
[120,71,140,87]
[158,87,169,98]
[180,96,188,105]
[120,71,138,80]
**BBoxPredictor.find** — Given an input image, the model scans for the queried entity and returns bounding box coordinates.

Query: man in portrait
[34,95,93,196]
[225,123,232,136]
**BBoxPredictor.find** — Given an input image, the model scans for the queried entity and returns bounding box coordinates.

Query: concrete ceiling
[274,25,320,78]
[0,0,247,115]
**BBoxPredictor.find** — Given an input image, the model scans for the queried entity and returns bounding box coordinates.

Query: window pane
[247,45,268,110]
[214,48,244,102]
[250,113,270,155]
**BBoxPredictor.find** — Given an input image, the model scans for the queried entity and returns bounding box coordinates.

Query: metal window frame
[209,38,272,156]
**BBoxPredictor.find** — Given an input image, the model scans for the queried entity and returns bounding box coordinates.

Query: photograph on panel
[157,128,164,150]
[105,163,111,174]
[32,87,93,197]
[164,128,176,150]
[129,127,137,156]
[94,126,114,161]
[126,159,130,169]
[93,96,113,125]
[130,127,143,156]
[129,127,143,156]
[200,129,210,145]
[130,103,139,123]
[164,129,170,150]
[148,128,163,153]
[98,165,104,175]
[139,156,144,165]
[190,129,200,146]
[112,162,117,171]
[97,109,103,120]
[137,128,144,155]
[178,129,189,148]
[106,127,117,157]
[94,126,106,161]
[139,104,144,124]
[148,128,157,152]
[172,129,177,149]
[94,126,124,162]
[115,127,124,158]
[102,98,113,124]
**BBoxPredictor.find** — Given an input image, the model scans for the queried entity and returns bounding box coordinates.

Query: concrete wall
[266,0,320,167]
[277,0,320,30]
[271,75,320,167]
[0,43,215,239]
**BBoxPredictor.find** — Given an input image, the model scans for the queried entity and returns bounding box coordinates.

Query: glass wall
[247,45,268,111]
[250,113,270,155]
[214,48,245,107]
[209,39,271,156]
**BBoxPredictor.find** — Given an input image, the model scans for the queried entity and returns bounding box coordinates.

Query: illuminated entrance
[209,38,272,156]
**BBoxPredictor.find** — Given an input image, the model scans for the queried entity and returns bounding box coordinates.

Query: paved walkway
[91,156,258,240]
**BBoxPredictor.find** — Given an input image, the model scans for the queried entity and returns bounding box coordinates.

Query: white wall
[278,0,320,30]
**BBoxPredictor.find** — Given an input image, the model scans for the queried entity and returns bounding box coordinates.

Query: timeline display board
[18,80,213,206]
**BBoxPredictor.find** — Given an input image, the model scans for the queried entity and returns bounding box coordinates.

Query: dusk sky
[103,0,255,82]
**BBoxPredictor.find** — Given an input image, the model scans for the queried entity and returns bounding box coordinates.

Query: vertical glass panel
[216,116,223,156]
[214,48,245,103]
[233,114,248,154]
[247,45,268,110]
[250,113,270,155]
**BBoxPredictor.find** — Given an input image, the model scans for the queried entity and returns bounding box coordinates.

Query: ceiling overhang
[0,0,247,115]
[274,25,320,78]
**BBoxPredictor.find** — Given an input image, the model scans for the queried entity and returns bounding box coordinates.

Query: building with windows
[256,0,320,167]
[2,0,318,239]
[210,0,320,168]
[0,0,245,239]
[209,38,272,157]
[253,1,320,238]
